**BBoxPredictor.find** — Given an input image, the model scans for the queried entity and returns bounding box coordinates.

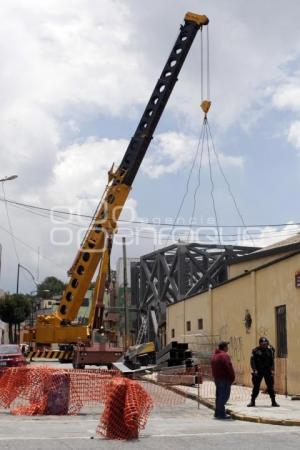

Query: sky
[1,0,300,293]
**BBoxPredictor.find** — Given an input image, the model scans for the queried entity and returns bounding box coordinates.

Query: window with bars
[198,318,203,330]
[275,305,287,358]
[186,321,191,332]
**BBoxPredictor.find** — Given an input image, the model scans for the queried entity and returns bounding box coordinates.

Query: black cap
[259,337,269,344]
[218,340,229,350]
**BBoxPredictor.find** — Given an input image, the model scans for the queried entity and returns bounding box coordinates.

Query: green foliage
[0,293,32,344]
[0,293,31,325]
[37,276,65,299]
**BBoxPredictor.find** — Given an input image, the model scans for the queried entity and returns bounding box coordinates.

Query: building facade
[167,236,300,395]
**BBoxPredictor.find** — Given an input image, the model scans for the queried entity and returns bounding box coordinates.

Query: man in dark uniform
[247,337,280,407]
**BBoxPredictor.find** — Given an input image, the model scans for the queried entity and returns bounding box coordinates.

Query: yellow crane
[24,11,209,366]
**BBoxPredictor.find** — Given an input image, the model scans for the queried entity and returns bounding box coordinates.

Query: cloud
[128,0,300,132]
[0,102,59,193]
[0,1,148,114]
[46,137,128,208]
[288,121,300,151]
[0,134,149,292]
[1,0,300,196]
[0,1,150,197]
[272,77,300,113]
[143,132,244,178]
[246,222,300,248]
[272,71,300,150]
[2,0,300,293]
[272,76,300,153]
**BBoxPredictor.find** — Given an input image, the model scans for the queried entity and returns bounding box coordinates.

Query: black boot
[271,400,280,407]
[247,399,255,407]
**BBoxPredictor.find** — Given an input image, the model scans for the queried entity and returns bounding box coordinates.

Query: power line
[7,202,300,241]
[11,202,86,228]
[124,229,300,243]
[1,184,20,263]
[3,196,300,241]
[0,222,66,271]
[1,203,299,256]
[1,196,300,229]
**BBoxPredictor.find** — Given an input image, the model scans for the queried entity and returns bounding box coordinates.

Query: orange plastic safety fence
[136,379,186,407]
[0,367,120,414]
[98,377,153,440]
[0,367,154,440]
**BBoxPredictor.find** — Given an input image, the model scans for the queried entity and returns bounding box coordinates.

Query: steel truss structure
[131,243,259,348]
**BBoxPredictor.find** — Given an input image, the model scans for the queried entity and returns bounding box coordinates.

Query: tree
[37,276,65,299]
[0,294,31,343]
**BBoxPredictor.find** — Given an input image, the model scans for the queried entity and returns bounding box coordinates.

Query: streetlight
[16,263,37,294]
[0,175,18,182]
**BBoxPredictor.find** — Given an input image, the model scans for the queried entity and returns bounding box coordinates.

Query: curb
[168,385,215,411]
[229,411,300,427]
[143,378,300,426]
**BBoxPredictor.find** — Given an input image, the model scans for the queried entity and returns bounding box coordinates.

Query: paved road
[1,398,300,449]
[0,361,299,449]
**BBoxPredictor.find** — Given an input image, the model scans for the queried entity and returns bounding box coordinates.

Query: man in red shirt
[211,341,235,419]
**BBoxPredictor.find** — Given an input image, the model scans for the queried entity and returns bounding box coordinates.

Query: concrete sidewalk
[169,381,300,426]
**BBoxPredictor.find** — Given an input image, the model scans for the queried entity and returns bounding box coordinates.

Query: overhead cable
[0,222,66,271]
[8,204,300,240]
[1,196,300,229]
[1,183,20,263]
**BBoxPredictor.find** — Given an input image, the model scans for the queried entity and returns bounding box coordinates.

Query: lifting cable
[206,24,210,101]
[199,23,255,246]
[206,120,255,246]
[186,26,208,242]
[187,121,205,241]
[166,26,209,245]
[165,123,205,245]
[206,119,222,245]
[169,23,256,247]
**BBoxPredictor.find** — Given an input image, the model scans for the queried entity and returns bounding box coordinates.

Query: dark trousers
[215,380,231,418]
[251,371,275,400]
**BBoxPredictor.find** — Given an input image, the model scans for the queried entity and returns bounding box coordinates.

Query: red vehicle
[0,344,26,368]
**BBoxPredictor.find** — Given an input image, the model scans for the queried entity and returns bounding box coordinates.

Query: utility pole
[122,237,128,350]
[16,263,20,294]
[0,175,19,289]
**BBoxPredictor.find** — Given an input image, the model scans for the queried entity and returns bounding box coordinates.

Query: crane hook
[201,100,211,117]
